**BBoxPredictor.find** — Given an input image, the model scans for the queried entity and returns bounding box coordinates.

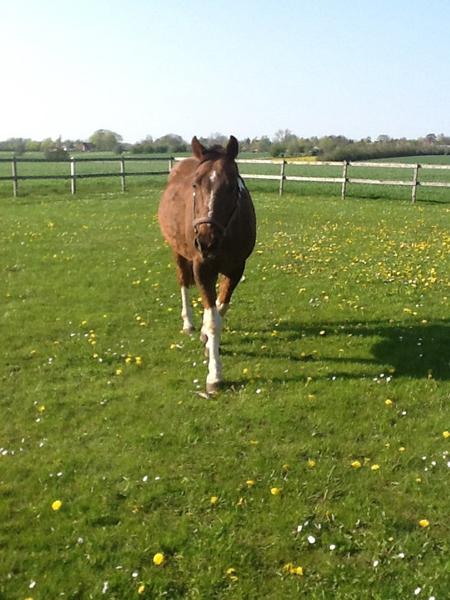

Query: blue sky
[1,0,449,142]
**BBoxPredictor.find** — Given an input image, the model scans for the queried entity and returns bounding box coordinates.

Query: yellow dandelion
[443,431,450,439]
[385,399,393,407]
[115,368,123,376]
[283,563,304,576]
[51,500,62,511]
[351,460,362,469]
[153,552,165,566]
[138,585,145,594]
[270,487,282,495]
[246,479,255,488]
[125,356,132,365]
[242,367,249,375]
[419,519,430,528]
[210,496,219,507]
[38,405,46,413]
[307,458,316,468]
[226,567,238,581]
[399,447,406,452]
[135,356,143,366]
[371,464,380,471]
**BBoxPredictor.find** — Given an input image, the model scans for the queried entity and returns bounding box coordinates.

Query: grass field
[1,182,450,599]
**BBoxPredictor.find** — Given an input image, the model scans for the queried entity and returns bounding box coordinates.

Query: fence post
[341,161,349,200]
[120,156,126,192]
[279,160,286,196]
[70,157,76,195]
[411,163,420,203]
[11,155,18,197]
[168,157,174,172]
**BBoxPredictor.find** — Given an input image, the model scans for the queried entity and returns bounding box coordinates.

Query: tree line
[1,129,449,161]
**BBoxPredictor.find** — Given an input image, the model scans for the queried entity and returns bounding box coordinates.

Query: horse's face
[191,136,240,259]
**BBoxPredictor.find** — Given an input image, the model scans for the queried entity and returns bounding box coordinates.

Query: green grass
[1,184,450,599]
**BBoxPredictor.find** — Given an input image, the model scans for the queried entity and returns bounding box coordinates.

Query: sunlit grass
[1,187,449,598]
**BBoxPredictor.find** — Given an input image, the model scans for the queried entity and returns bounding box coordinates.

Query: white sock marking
[202,307,222,385]
[181,286,194,331]
[216,301,230,318]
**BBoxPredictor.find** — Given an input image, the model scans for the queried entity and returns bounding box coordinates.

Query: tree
[205,132,227,147]
[153,134,188,153]
[89,129,123,151]
[4,138,27,155]
[252,136,271,153]
[273,129,296,144]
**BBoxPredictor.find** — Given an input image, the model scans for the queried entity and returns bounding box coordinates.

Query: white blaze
[208,171,217,217]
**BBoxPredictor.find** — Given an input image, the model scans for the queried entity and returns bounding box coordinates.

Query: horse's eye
[192,183,197,189]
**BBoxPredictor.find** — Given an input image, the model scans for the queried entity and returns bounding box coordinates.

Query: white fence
[2,155,450,202]
[235,159,450,202]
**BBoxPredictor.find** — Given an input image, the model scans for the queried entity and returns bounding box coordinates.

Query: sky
[1,0,450,143]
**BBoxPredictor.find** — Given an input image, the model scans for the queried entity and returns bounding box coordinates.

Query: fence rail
[235,159,450,202]
[0,155,172,196]
[2,155,450,201]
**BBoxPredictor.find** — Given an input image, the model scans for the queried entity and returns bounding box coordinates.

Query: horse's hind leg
[216,263,246,317]
[174,253,195,334]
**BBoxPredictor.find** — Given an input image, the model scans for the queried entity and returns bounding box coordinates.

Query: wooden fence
[176,157,450,203]
[2,155,450,202]
[0,155,172,197]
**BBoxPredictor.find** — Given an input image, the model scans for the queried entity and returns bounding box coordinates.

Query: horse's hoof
[182,325,195,335]
[206,381,221,395]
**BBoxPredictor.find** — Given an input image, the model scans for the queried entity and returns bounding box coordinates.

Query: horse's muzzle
[194,224,222,259]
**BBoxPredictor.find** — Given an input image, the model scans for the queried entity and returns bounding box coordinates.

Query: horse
[158,135,256,393]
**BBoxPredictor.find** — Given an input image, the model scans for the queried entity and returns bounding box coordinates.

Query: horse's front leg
[194,261,221,393]
[202,305,222,393]
[216,263,246,317]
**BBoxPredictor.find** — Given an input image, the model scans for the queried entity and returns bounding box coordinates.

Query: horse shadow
[222,318,450,382]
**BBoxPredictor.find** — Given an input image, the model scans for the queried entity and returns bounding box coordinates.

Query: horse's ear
[226,135,239,160]
[192,136,206,159]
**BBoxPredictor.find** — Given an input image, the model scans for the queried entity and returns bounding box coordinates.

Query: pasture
[1,183,449,598]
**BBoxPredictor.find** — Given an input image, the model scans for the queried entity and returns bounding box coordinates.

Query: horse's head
[191,135,241,259]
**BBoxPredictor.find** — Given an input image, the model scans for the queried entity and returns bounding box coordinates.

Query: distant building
[75,142,94,152]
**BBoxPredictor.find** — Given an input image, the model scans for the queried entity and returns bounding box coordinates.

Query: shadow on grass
[225,319,450,382]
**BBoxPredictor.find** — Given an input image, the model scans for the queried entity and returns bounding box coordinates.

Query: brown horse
[158,135,256,393]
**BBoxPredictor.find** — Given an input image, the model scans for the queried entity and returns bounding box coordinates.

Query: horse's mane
[199,144,227,163]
